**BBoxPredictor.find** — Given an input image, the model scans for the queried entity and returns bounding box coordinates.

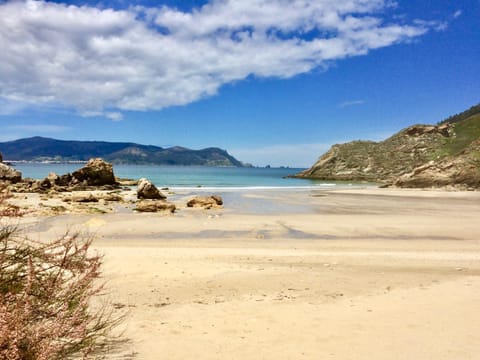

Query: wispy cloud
[0,0,440,117]
[453,10,462,19]
[6,125,70,133]
[339,100,365,108]
[81,111,124,121]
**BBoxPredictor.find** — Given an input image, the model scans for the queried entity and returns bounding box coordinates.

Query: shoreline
[5,187,480,359]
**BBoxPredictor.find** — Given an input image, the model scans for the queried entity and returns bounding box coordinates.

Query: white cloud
[339,99,365,108]
[453,10,462,19]
[231,143,332,168]
[0,0,438,118]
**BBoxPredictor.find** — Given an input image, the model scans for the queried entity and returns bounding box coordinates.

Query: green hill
[295,104,480,188]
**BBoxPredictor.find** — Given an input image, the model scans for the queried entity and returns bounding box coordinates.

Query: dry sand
[11,188,480,359]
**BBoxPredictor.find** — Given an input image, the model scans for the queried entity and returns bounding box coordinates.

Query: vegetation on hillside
[438,103,480,125]
[443,113,480,157]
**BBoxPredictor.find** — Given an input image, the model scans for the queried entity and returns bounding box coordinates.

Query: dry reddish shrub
[0,185,125,359]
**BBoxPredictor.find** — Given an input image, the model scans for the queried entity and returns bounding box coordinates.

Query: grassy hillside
[443,113,480,157]
[296,103,480,187]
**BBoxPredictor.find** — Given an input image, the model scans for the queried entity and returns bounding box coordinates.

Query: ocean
[11,163,358,190]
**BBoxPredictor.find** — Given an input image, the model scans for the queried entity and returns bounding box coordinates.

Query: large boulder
[187,195,223,209]
[0,163,22,183]
[137,178,166,200]
[72,158,116,186]
[135,200,176,213]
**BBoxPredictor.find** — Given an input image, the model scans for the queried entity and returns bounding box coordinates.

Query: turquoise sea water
[12,163,358,190]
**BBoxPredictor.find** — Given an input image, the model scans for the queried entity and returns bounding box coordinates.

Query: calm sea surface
[13,163,360,190]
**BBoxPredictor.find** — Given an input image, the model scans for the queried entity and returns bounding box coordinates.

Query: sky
[0,0,479,167]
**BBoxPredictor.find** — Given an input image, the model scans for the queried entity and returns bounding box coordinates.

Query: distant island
[294,104,480,189]
[0,136,246,167]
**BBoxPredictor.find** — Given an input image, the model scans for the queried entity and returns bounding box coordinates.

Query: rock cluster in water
[8,158,119,193]
[1,155,224,215]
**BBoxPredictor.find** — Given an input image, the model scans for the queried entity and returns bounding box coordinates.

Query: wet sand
[13,188,480,359]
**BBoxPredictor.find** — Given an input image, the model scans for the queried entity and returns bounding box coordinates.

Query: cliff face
[394,137,480,188]
[296,104,480,189]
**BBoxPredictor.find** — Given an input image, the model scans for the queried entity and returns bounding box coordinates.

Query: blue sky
[0,0,478,167]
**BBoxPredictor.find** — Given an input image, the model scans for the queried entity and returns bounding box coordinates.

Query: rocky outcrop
[8,158,119,193]
[0,152,2,162]
[72,158,116,186]
[0,162,22,183]
[394,138,480,189]
[187,195,223,209]
[296,104,480,189]
[135,200,176,213]
[296,124,454,183]
[137,178,166,200]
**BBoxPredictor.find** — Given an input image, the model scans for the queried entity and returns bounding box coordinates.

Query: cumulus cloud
[0,0,438,118]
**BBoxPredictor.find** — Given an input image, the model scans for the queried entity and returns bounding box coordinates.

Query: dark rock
[0,163,22,183]
[135,200,176,213]
[57,173,73,186]
[39,177,52,189]
[137,178,166,200]
[72,158,116,186]
[187,195,223,209]
[211,195,223,206]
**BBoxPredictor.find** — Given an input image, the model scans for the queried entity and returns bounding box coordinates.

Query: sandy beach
[10,188,480,359]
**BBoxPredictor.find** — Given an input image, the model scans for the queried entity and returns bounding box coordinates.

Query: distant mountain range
[0,137,245,167]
